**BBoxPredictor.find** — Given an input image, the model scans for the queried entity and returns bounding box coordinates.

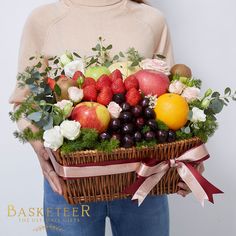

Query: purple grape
[122,123,135,134]
[109,119,121,131]
[140,98,150,108]
[119,111,133,123]
[113,94,125,104]
[167,130,176,142]
[135,117,145,130]
[134,131,142,142]
[144,131,156,141]
[144,107,156,119]
[100,132,111,141]
[156,130,168,143]
[147,119,158,131]
[122,135,135,148]
[121,102,131,111]
[131,105,142,117]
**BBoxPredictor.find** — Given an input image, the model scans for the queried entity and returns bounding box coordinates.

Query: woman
[9,0,202,235]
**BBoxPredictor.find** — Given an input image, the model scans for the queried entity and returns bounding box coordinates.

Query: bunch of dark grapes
[99,95,177,148]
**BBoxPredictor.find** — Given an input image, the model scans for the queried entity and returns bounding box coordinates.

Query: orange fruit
[154,93,189,130]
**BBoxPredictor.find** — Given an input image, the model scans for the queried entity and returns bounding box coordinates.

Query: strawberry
[83,85,97,101]
[82,77,96,88]
[72,71,84,81]
[126,88,141,106]
[96,75,112,91]
[47,77,55,90]
[111,78,126,94]
[110,69,123,82]
[97,87,113,106]
[124,75,139,90]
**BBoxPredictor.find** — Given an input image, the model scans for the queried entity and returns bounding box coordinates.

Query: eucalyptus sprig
[86,36,113,67]
[126,47,144,68]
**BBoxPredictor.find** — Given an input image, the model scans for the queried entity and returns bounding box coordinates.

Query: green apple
[85,66,110,81]
[109,61,140,78]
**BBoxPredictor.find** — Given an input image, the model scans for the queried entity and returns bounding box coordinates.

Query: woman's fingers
[177,190,188,197]
[43,170,59,193]
[30,140,49,160]
[177,182,191,197]
[41,159,63,195]
[196,162,205,174]
[48,170,63,195]
[30,141,62,195]
[177,162,205,198]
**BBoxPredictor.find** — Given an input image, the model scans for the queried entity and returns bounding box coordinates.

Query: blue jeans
[43,178,169,236]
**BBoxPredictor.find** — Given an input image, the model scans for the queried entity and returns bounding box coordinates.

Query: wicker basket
[52,137,202,205]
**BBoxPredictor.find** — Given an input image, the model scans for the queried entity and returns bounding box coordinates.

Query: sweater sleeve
[154,20,175,67]
[9,8,49,132]
[9,9,47,105]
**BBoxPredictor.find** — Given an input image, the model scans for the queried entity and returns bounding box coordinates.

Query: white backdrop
[0,0,235,235]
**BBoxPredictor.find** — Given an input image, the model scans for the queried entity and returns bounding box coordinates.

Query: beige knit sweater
[9,0,174,107]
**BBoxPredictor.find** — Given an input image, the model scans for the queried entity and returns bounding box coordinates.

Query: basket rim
[55,136,202,156]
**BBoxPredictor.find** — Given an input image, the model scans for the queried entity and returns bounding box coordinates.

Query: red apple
[71,102,111,133]
[135,69,170,96]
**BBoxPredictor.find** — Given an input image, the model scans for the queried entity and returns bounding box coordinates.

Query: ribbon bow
[123,144,223,206]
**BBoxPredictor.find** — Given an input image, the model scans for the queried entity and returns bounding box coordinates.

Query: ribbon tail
[185,163,223,204]
[122,176,146,195]
[123,166,168,206]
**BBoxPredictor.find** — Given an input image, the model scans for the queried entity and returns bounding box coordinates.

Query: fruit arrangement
[10,38,236,153]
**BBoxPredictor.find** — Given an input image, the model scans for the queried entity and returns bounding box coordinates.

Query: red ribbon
[122,144,223,206]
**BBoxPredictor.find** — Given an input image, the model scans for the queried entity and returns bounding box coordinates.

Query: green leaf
[224,97,229,103]
[96,44,101,51]
[27,112,43,122]
[188,110,193,120]
[119,51,125,57]
[54,84,61,96]
[106,44,112,50]
[29,56,35,60]
[43,116,53,130]
[54,59,59,64]
[183,126,191,134]
[224,87,231,95]
[35,62,42,68]
[113,55,119,61]
[209,98,224,114]
[211,92,220,98]
[156,120,169,131]
[73,52,81,58]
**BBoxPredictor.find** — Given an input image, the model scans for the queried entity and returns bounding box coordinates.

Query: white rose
[169,81,186,94]
[139,58,170,75]
[55,100,73,118]
[60,53,73,66]
[68,87,84,103]
[43,126,64,151]
[190,107,206,123]
[64,59,85,78]
[60,120,81,140]
[182,87,200,102]
[107,102,122,119]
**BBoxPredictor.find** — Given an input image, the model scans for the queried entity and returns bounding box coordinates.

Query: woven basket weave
[52,137,202,205]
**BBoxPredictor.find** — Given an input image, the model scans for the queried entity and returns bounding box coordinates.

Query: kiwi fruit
[170,64,192,78]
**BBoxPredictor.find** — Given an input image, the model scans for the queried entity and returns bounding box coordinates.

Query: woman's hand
[177,162,205,197]
[30,140,63,195]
